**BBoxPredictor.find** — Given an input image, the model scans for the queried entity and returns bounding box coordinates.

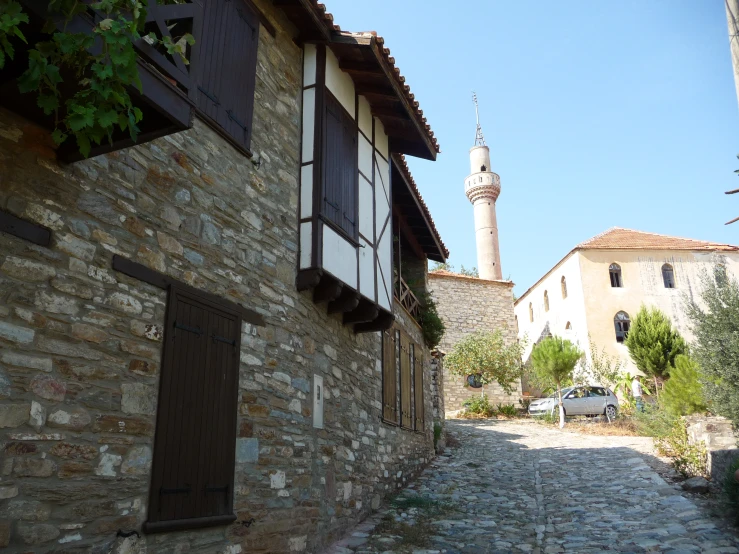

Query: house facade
[514,227,739,377]
[0,1,448,552]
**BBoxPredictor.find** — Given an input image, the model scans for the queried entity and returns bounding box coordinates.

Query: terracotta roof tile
[577,227,739,252]
[302,2,439,154]
[395,154,448,259]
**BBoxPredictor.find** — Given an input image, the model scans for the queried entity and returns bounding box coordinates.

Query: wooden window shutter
[145,286,241,533]
[322,91,358,238]
[399,331,412,429]
[195,0,259,151]
[382,328,398,423]
[413,345,424,431]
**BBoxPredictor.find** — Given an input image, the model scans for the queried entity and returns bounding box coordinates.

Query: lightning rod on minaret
[472,92,486,146]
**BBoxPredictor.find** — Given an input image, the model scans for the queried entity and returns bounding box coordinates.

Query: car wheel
[605,405,617,420]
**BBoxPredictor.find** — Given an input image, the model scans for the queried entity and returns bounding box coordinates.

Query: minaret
[465,94,502,280]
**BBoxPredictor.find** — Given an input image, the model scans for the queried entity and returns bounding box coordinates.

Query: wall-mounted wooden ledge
[0,209,52,246]
[111,255,265,327]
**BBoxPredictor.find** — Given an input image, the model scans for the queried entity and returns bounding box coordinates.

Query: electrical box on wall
[313,374,324,429]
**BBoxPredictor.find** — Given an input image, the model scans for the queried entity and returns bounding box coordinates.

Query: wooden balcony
[395,276,420,321]
[0,0,198,162]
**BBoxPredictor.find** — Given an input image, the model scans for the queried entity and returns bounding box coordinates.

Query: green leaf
[37,93,60,115]
[96,108,118,128]
[75,133,91,158]
[45,64,63,85]
[67,107,95,132]
[98,18,113,31]
[51,128,67,145]
[91,63,113,80]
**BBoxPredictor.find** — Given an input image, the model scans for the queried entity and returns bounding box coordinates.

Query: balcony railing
[396,276,420,320]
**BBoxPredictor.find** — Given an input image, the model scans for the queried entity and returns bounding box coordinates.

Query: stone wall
[428,272,520,414]
[685,415,739,485]
[0,3,435,552]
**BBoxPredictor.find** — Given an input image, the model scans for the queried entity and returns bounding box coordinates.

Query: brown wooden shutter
[195,0,259,151]
[145,286,241,533]
[322,91,358,238]
[400,331,412,429]
[413,345,424,431]
[382,328,397,423]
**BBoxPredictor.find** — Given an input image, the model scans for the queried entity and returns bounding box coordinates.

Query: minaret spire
[472,92,486,146]
[464,96,502,280]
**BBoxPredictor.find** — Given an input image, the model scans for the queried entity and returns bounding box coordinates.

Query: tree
[430,262,453,272]
[624,305,687,396]
[459,265,479,278]
[445,330,525,396]
[530,337,583,428]
[685,269,739,426]
[662,355,707,417]
[575,336,625,387]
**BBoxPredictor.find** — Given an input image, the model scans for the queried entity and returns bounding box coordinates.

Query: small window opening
[543,290,549,312]
[481,165,487,171]
[561,276,567,299]
[609,263,622,288]
[662,263,675,288]
[529,302,533,323]
[565,321,572,330]
[614,311,630,343]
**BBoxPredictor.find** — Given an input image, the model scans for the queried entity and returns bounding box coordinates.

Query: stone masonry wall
[428,273,520,414]
[0,3,435,552]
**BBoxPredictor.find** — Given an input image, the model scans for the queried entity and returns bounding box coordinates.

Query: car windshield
[548,387,573,398]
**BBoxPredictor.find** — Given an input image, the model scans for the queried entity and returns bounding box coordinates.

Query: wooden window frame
[614,311,630,343]
[662,263,675,289]
[609,264,622,288]
[381,328,399,426]
[399,331,413,430]
[144,284,242,533]
[320,88,359,243]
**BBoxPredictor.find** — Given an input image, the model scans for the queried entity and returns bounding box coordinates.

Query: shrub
[662,355,707,417]
[655,418,708,478]
[497,403,518,418]
[433,422,443,449]
[461,395,496,417]
[632,404,677,439]
[417,293,445,350]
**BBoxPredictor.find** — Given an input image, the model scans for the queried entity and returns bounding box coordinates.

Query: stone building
[514,227,739,375]
[427,112,520,414]
[0,1,449,552]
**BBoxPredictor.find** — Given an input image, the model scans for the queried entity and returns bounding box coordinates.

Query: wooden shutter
[195,0,259,151]
[413,345,424,431]
[323,91,358,238]
[400,331,412,429]
[382,328,398,423]
[145,286,241,533]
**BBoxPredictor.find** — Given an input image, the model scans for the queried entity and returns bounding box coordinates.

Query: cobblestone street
[329,420,739,554]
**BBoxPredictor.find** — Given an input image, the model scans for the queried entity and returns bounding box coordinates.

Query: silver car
[528,385,619,419]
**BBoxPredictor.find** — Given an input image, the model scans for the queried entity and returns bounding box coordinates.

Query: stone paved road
[328,420,739,554]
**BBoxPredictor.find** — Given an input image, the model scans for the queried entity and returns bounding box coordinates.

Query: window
[413,345,424,431]
[382,328,398,424]
[514,315,518,333]
[561,276,567,299]
[662,263,675,288]
[614,311,630,343]
[322,91,358,238]
[529,302,533,322]
[565,321,572,331]
[609,263,622,288]
[195,0,259,153]
[466,374,483,388]
[145,286,242,533]
[543,290,549,312]
[587,387,607,397]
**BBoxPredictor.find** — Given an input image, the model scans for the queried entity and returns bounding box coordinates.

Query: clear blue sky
[326,0,739,295]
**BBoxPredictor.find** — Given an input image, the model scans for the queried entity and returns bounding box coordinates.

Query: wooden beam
[393,204,426,261]
[354,83,397,99]
[0,209,51,247]
[112,255,265,326]
[354,310,394,334]
[273,0,331,41]
[370,105,407,120]
[327,289,360,314]
[296,268,322,291]
[313,276,343,303]
[339,59,382,75]
[343,300,379,325]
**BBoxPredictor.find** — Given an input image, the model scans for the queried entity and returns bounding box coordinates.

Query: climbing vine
[0,0,193,157]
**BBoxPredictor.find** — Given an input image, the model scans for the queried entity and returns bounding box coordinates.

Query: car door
[585,387,608,415]
[563,387,588,415]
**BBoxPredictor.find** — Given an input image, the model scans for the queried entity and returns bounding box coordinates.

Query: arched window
[662,263,675,288]
[543,290,549,312]
[565,321,572,331]
[614,311,630,343]
[529,302,533,322]
[561,276,567,299]
[609,263,622,288]
[514,315,518,333]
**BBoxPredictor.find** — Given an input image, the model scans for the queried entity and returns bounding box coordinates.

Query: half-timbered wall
[299,45,393,312]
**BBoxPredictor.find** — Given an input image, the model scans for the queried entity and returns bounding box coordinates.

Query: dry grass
[457,412,520,421]
[563,417,641,436]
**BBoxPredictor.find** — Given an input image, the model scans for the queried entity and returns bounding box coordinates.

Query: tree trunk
[557,381,565,428]
[653,375,659,399]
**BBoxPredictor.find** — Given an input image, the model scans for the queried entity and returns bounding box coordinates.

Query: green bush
[725,457,739,522]
[433,422,443,449]
[417,293,445,350]
[663,355,707,417]
[462,395,496,417]
[655,418,708,478]
[497,403,518,418]
[632,404,678,439]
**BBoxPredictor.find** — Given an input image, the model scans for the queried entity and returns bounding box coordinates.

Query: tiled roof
[394,154,448,259]
[429,269,513,285]
[577,227,739,252]
[301,1,439,154]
